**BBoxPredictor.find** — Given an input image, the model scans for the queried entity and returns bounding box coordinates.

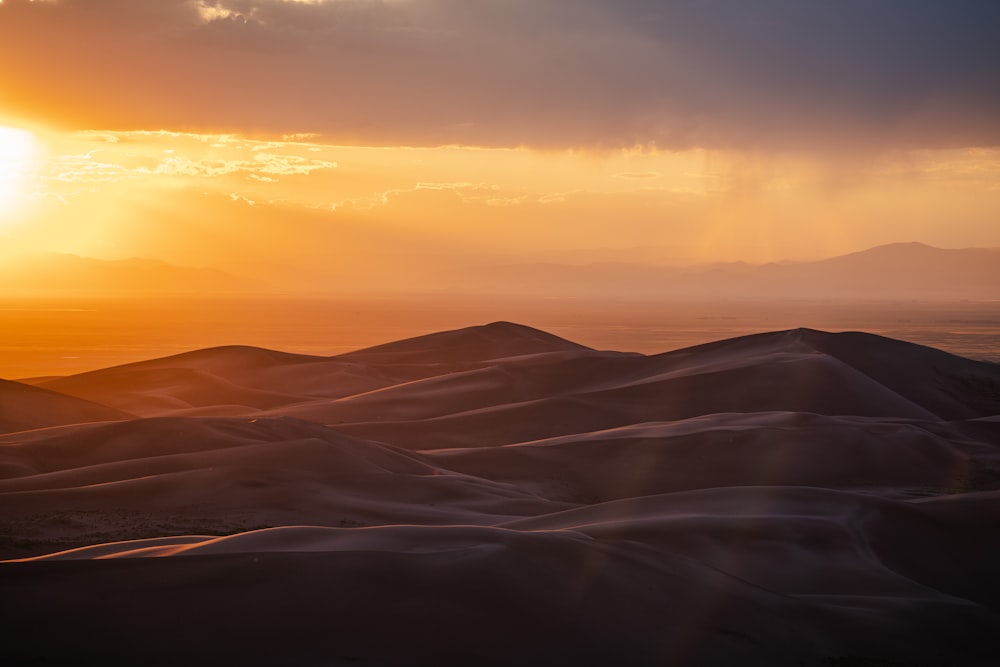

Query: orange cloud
[1,124,997,297]
[1,1,998,151]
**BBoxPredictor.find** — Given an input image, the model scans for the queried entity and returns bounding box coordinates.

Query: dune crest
[2,324,999,665]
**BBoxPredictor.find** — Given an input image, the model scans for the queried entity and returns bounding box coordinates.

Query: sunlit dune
[2,323,999,665]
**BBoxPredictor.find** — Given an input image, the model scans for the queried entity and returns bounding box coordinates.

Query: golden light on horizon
[0,126,40,222]
[1,121,998,281]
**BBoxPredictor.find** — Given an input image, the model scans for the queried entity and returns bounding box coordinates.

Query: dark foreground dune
[2,323,1000,665]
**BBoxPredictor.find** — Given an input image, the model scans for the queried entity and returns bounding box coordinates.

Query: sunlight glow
[0,126,39,221]
[4,124,1000,271]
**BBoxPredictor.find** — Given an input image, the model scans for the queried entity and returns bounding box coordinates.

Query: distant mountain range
[0,242,996,299]
[0,252,255,295]
[492,242,1000,299]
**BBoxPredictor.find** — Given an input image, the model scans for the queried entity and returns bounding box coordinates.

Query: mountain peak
[874,241,935,249]
[861,241,940,253]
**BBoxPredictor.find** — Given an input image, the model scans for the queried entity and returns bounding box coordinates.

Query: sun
[0,126,40,220]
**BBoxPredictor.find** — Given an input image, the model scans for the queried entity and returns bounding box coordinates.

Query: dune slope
[0,378,131,434]
[2,324,999,666]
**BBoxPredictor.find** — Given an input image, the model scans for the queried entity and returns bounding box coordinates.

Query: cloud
[38,130,337,187]
[2,0,999,151]
[614,172,661,180]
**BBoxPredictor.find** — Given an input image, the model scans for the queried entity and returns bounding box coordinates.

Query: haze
[0,0,998,295]
[0,0,998,375]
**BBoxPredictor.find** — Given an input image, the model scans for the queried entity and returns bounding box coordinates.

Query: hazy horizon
[0,240,997,299]
[1,1,998,372]
[2,295,998,380]
[2,1,999,300]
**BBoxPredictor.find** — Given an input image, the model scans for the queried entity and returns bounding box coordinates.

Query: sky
[1,0,999,292]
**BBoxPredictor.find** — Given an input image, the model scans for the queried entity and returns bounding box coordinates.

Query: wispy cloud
[41,131,337,186]
[613,172,661,180]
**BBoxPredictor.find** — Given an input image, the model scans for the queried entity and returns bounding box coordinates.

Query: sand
[2,323,999,665]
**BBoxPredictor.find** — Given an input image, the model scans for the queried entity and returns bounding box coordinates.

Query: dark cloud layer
[1,0,998,149]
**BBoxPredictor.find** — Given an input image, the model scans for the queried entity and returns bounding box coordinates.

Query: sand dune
[429,413,976,500]
[2,323,999,665]
[30,345,377,412]
[29,323,594,417]
[38,365,309,415]
[0,377,131,435]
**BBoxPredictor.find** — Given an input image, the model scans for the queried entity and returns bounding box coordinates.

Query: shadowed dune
[27,322,595,417]
[341,319,591,364]
[428,413,978,499]
[37,365,308,414]
[30,345,381,413]
[0,378,131,434]
[2,323,1000,665]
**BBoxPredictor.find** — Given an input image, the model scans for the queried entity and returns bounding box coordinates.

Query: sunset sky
[1,0,999,292]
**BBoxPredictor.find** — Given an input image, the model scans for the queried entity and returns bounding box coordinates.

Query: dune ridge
[2,323,999,665]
